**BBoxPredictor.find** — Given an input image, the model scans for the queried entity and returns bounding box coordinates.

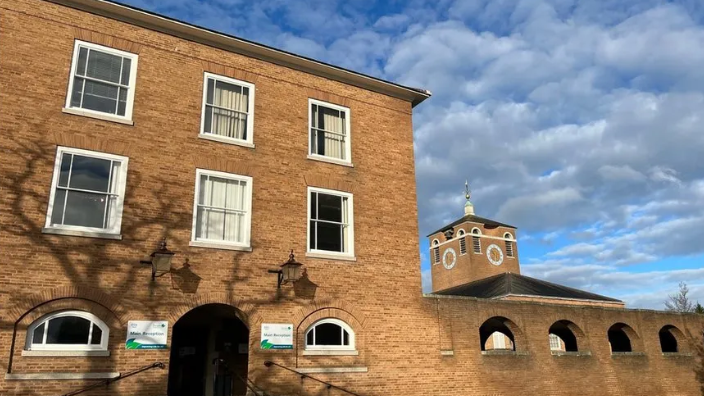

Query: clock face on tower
[442,247,457,270]
[486,244,504,266]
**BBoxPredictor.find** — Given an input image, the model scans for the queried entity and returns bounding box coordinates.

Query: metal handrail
[61,362,165,396]
[263,361,363,396]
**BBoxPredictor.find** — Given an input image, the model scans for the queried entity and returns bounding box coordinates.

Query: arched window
[659,325,682,353]
[608,323,636,353]
[457,229,467,255]
[305,319,355,350]
[504,233,514,258]
[432,239,440,264]
[548,320,581,352]
[26,311,109,351]
[471,228,481,254]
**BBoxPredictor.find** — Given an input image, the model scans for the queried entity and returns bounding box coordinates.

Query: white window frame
[26,311,109,351]
[306,187,355,258]
[549,333,563,351]
[504,232,515,258]
[471,227,482,254]
[199,72,255,147]
[308,99,352,166]
[190,169,253,250]
[64,40,139,122]
[457,229,467,255]
[305,318,356,351]
[44,147,129,236]
[431,239,440,265]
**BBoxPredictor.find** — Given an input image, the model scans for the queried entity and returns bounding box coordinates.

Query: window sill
[6,372,119,381]
[42,228,122,240]
[481,350,529,356]
[198,134,255,148]
[551,351,591,357]
[305,252,356,262]
[303,350,359,356]
[296,367,367,374]
[22,350,110,357]
[662,352,693,358]
[62,108,134,126]
[611,352,646,357]
[307,155,353,168]
[189,240,252,252]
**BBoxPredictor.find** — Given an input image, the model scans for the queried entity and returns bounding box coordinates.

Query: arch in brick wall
[8,286,129,325]
[608,322,642,353]
[166,292,263,329]
[548,320,586,352]
[479,316,526,352]
[659,324,689,353]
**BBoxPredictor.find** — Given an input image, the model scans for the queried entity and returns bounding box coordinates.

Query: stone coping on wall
[610,352,647,358]
[551,351,592,357]
[422,293,704,316]
[481,350,529,356]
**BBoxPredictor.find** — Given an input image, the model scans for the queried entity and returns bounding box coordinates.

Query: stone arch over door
[167,292,264,330]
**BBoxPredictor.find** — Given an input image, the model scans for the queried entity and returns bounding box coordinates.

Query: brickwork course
[1,0,703,395]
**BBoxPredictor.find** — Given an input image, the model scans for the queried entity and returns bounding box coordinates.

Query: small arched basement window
[458,229,467,255]
[26,311,109,351]
[504,233,514,258]
[471,228,481,253]
[432,239,440,264]
[659,325,680,353]
[608,323,635,353]
[305,319,355,350]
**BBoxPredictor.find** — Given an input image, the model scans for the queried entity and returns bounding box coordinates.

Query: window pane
[46,316,91,344]
[70,77,84,108]
[63,191,108,228]
[343,330,349,346]
[204,105,213,133]
[91,324,103,345]
[77,47,88,75]
[32,323,46,344]
[69,155,112,192]
[317,194,341,222]
[309,220,316,250]
[315,323,343,345]
[213,80,246,110]
[58,153,72,187]
[50,189,67,226]
[120,58,131,85]
[86,50,122,84]
[310,192,317,219]
[117,87,127,116]
[316,222,343,252]
[306,330,314,346]
[206,78,215,104]
[81,79,119,114]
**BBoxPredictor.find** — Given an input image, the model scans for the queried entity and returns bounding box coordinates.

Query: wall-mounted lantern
[141,239,175,281]
[268,250,304,288]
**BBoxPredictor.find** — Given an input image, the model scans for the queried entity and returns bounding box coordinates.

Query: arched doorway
[167,304,249,396]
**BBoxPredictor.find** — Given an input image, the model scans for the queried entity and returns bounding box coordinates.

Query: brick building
[0,0,703,395]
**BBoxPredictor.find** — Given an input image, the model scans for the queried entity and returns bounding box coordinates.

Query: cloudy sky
[123,0,704,309]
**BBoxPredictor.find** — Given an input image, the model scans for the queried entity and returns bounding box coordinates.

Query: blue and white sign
[126,320,168,349]
[260,323,293,349]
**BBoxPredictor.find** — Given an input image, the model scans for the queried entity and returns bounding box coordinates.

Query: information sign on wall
[260,323,293,349]
[126,320,168,349]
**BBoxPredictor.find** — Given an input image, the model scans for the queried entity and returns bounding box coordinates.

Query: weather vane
[465,180,471,201]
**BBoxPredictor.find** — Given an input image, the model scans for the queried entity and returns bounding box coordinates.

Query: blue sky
[122,0,704,309]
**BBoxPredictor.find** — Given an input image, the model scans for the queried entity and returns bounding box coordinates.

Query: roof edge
[496,293,624,305]
[46,0,431,107]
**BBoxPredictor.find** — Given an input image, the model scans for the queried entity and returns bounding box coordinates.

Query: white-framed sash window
[44,147,128,236]
[307,187,354,257]
[308,99,351,164]
[191,169,253,249]
[65,41,138,121]
[200,73,255,146]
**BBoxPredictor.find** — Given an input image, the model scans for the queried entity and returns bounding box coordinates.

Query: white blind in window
[196,175,247,243]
